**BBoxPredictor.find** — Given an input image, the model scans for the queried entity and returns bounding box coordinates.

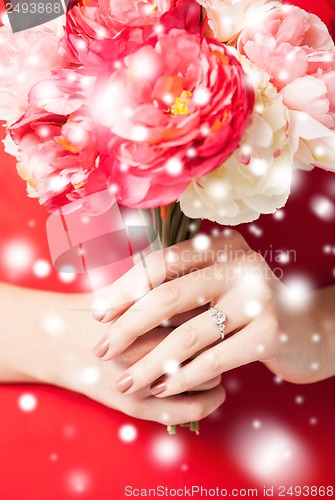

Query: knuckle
[212,375,223,387]
[248,282,274,306]
[260,283,274,301]
[144,250,162,270]
[179,323,200,350]
[224,229,248,249]
[155,281,181,306]
[245,249,264,265]
[158,413,175,426]
[254,251,267,266]
[176,370,190,393]
[201,352,222,375]
[113,322,133,344]
[189,401,207,422]
[238,251,268,279]
[234,252,245,265]
[263,313,280,334]
[143,250,167,287]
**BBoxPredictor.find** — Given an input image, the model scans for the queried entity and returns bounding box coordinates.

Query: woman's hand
[0,283,225,425]
[53,310,225,425]
[92,231,335,399]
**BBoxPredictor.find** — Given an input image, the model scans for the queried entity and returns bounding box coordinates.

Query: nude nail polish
[93,338,110,358]
[150,380,167,396]
[115,374,133,393]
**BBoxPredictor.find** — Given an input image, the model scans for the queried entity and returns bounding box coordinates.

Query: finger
[151,319,268,397]
[116,327,173,367]
[140,385,226,425]
[150,375,222,394]
[112,291,251,394]
[167,305,208,327]
[94,264,229,360]
[93,230,248,322]
[188,375,222,392]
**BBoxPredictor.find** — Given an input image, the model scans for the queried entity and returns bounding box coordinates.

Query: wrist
[0,284,51,383]
[275,284,334,383]
[33,291,103,389]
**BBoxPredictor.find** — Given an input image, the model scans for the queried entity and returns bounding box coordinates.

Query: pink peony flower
[90,29,255,208]
[28,67,96,115]
[238,4,334,89]
[283,50,335,172]
[9,69,100,211]
[61,0,201,72]
[280,51,335,130]
[238,5,335,171]
[0,17,67,124]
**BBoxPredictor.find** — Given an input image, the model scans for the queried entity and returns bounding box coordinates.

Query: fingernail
[93,338,110,358]
[115,374,133,393]
[93,311,105,322]
[150,380,167,396]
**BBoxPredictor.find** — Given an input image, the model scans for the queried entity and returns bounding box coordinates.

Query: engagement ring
[210,306,226,341]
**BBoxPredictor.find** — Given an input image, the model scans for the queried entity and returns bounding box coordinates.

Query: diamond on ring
[210,306,226,340]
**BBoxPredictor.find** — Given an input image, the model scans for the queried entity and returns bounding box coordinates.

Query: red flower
[9,69,99,211]
[90,29,255,208]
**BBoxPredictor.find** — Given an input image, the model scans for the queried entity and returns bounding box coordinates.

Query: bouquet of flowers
[1,0,335,230]
[1,0,335,433]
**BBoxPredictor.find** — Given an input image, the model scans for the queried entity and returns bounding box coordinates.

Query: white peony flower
[288,110,335,173]
[180,59,294,226]
[197,0,281,43]
[2,132,20,157]
[0,15,66,124]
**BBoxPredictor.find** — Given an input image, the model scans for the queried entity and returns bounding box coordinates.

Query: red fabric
[0,3,335,499]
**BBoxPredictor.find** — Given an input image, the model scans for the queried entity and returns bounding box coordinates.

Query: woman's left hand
[93,230,332,397]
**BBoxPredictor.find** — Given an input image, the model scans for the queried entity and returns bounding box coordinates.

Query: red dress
[0,2,334,498]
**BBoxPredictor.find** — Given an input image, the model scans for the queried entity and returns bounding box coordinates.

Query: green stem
[169,202,183,245]
[152,207,162,237]
[190,421,200,435]
[176,213,191,243]
[161,203,174,248]
[187,218,202,240]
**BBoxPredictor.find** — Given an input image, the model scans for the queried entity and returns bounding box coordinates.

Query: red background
[0,2,335,499]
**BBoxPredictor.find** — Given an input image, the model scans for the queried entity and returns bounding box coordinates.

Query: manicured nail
[93,311,105,322]
[115,374,133,393]
[93,338,110,358]
[150,380,167,396]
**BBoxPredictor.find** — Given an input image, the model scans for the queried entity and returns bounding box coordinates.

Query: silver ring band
[210,306,226,340]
